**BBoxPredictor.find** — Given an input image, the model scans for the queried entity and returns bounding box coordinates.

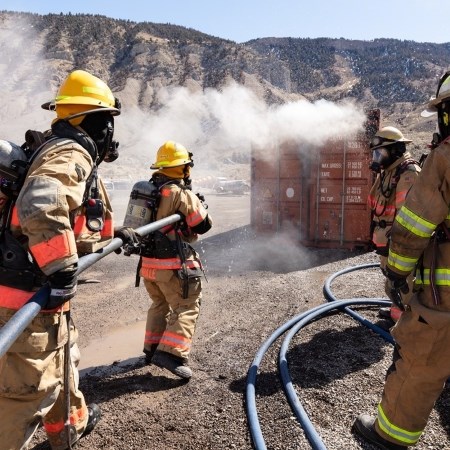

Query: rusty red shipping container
[251,109,380,250]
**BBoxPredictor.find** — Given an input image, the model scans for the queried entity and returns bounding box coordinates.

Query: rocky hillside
[0,11,448,177]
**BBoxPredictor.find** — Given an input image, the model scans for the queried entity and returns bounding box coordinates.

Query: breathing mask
[80,112,119,164]
[370,147,391,173]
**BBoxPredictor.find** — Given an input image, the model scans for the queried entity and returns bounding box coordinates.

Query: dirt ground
[29,190,450,450]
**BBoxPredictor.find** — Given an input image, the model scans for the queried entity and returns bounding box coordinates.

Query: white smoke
[116,82,366,173]
[0,14,366,181]
[0,15,53,143]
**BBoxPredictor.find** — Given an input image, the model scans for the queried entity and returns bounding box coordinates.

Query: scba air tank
[0,140,27,213]
[123,180,159,229]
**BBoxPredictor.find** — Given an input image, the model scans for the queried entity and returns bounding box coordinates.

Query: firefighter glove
[385,267,409,294]
[47,264,78,309]
[114,227,140,255]
[385,267,409,310]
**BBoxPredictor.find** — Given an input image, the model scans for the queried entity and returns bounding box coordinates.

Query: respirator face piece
[369,147,390,173]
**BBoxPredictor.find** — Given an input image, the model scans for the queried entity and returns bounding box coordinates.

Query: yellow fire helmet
[421,71,450,117]
[370,126,412,150]
[42,69,121,125]
[151,141,192,169]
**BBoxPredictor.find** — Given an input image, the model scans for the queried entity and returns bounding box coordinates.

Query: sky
[2,0,449,44]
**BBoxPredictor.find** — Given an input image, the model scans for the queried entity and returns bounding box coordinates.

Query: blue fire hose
[246,263,394,450]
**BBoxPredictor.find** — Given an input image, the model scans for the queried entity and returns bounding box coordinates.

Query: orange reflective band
[72,214,87,235]
[141,267,157,280]
[145,331,164,345]
[372,236,388,246]
[0,285,69,311]
[73,215,113,239]
[30,230,77,268]
[186,209,204,227]
[367,194,375,207]
[159,224,175,234]
[390,306,403,322]
[10,207,19,227]
[44,421,65,434]
[0,286,34,309]
[160,330,191,351]
[44,406,86,433]
[395,190,408,204]
[101,217,114,238]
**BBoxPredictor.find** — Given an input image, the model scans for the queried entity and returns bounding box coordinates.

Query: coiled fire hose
[246,263,394,450]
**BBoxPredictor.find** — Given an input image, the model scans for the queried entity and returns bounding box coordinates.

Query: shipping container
[251,109,380,250]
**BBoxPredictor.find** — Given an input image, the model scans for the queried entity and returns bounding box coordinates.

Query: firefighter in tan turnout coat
[124,141,212,380]
[0,70,123,449]
[354,71,450,449]
[368,126,420,322]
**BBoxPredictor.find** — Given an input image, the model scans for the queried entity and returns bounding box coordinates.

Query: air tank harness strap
[372,219,393,229]
[135,256,143,288]
[174,228,190,299]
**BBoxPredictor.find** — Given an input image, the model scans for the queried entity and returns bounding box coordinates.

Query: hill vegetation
[1,10,448,171]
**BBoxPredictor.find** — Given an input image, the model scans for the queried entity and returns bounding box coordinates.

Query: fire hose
[0,214,181,358]
[246,263,394,450]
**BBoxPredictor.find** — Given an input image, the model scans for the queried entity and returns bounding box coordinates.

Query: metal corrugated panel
[251,110,379,250]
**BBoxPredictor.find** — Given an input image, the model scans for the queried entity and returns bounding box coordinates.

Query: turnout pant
[143,270,202,360]
[0,309,89,450]
[375,295,450,446]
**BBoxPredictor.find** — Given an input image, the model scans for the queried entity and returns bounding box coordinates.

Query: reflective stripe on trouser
[375,303,450,446]
[0,309,88,450]
[143,271,202,360]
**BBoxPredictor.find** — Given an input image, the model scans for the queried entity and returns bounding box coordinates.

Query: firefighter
[353,71,450,449]
[367,126,420,322]
[137,141,212,380]
[0,70,125,449]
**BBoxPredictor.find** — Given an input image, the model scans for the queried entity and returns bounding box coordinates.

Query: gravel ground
[28,193,450,450]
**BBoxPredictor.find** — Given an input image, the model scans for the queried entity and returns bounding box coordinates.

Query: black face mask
[369,147,390,173]
[369,142,406,172]
[80,112,119,163]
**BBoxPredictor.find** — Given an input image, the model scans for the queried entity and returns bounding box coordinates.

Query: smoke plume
[116,82,366,175]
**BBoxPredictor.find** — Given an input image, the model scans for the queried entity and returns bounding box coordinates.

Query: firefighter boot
[143,344,158,364]
[83,403,101,436]
[151,350,192,379]
[378,307,392,319]
[55,404,101,449]
[353,415,408,450]
[72,404,101,447]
